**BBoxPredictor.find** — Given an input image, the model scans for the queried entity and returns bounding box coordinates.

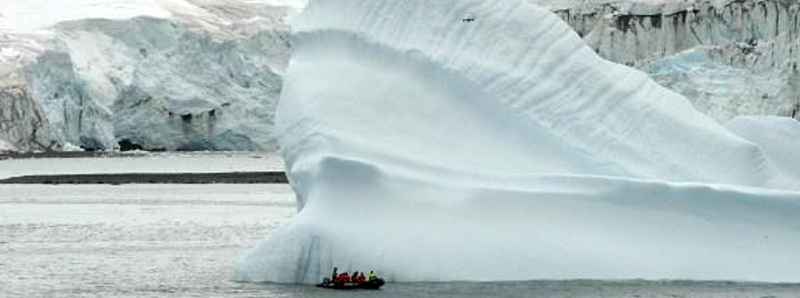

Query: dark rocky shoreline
[0,151,149,160]
[0,172,288,184]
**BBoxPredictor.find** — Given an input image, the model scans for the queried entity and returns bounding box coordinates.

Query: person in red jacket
[356,272,367,284]
[336,272,350,284]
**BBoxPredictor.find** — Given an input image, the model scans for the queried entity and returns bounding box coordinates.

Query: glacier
[236,0,800,283]
[545,0,800,122]
[0,0,297,151]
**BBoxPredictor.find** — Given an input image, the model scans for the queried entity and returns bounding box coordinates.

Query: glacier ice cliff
[237,0,800,283]
[544,0,800,122]
[0,0,294,151]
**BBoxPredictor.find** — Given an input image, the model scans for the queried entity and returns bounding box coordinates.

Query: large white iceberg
[237,0,800,283]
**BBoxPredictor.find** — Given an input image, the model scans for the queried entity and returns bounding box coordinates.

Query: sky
[0,0,308,34]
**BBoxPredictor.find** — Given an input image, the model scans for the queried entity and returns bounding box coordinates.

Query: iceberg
[237,0,800,283]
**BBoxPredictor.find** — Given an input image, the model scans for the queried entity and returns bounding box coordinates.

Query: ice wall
[550,0,799,69]
[28,17,288,151]
[1,0,293,151]
[238,0,800,284]
[547,0,800,122]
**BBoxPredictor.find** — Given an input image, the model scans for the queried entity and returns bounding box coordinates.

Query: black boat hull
[316,279,385,290]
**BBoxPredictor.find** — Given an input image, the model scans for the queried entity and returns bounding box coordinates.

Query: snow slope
[236,0,800,283]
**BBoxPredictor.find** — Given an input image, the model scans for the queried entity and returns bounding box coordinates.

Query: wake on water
[236,0,800,284]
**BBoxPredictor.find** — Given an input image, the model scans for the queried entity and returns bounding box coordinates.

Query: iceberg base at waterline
[237,155,800,283]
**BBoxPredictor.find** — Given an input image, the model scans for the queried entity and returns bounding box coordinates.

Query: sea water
[2,183,799,297]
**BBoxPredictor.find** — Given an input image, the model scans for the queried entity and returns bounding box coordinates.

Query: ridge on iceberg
[237,0,800,283]
[726,116,800,183]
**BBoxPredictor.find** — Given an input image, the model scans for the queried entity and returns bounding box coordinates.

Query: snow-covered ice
[236,0,800,284]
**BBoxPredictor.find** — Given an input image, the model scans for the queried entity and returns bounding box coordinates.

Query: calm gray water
[240,280,800,298]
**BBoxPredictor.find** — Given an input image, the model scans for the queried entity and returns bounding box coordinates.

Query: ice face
[0,0,296,151]
[236,0,800,284]
[546,0,800,122]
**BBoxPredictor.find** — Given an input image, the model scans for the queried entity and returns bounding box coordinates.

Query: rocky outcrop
[0,84,54,152]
